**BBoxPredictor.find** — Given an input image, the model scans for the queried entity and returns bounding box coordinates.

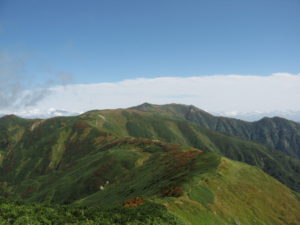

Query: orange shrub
[123,197,144,207]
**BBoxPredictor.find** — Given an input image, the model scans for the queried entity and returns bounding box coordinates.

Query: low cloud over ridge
[2,73,300,120]
[0,73,300,121]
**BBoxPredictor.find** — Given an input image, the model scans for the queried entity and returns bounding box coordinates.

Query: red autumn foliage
[123,197,144,207]
[165,150,200,171]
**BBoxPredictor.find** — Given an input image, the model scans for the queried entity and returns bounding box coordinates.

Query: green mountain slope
[81,109,300,192]
[1,110,300,224]
[168,157,300,225]
[1,109,300,194]
[0,114,299,224]
[132,103,300,159]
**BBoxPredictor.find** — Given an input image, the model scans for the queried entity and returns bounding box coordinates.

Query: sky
[0,0,300,120]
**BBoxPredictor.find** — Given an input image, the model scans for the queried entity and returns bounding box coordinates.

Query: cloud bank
[36,72,300,112]
[2,73,300,120]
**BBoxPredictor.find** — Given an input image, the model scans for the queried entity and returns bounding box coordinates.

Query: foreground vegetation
[0,198,184,225]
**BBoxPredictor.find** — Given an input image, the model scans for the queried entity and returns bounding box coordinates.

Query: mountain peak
[257,116,292,124]
[136,102,154,108]
[0,114,19,119]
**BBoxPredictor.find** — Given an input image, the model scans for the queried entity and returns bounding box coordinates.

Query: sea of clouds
[1,73,300,121]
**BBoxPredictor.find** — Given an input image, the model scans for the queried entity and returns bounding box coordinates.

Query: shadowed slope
[132,103,300,159]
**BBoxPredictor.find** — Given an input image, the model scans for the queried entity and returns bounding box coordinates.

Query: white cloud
[2,73,300,119]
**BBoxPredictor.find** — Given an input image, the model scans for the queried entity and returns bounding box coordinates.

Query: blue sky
[1,0,299,84]
[0,0,300,118]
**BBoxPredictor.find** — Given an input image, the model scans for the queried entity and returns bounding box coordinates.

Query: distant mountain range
[0,103,299,224]
[0,108,79,119]
[1,107,300,122]
[215,110,300,122]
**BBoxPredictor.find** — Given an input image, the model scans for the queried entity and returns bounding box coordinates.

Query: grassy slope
[1,133,300,224]
[82,109,300,192]
[167,158,300,225]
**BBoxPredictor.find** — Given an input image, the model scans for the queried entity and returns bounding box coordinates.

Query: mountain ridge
[132,103,300,158]
[1,107,300,192]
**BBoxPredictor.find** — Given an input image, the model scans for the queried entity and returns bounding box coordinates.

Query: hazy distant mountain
[2,107,300,123]
[0,108,79,119]
[216,110,300,122]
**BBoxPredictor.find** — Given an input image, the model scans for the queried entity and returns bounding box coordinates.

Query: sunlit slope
[167,158,300,225]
